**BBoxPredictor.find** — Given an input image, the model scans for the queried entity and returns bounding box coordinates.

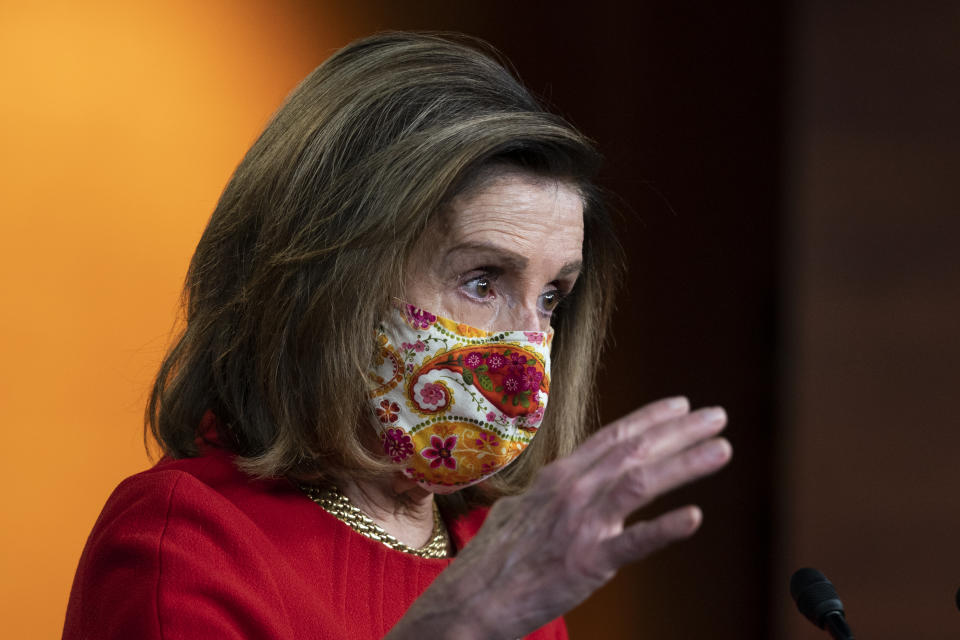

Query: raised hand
[389,396,732,640]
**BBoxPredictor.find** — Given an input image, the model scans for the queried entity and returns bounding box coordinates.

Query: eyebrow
[442,241,582,280]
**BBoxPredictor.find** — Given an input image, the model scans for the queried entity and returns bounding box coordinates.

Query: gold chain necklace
[299,483,451,559]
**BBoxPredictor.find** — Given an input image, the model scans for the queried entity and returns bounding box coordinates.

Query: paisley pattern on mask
[368,303,553,493]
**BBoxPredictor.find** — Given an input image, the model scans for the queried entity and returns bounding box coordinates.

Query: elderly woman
[64,32,731,639]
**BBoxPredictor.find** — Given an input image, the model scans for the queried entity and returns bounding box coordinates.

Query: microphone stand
[822,611,854,640]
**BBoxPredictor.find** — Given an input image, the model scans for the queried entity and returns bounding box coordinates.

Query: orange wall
[0,2,363,636]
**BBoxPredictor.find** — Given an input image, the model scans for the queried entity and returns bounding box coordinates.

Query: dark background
[266,0,960,639]
[327,1,960,638]
[359,2,785,638]
[311,1,960,637]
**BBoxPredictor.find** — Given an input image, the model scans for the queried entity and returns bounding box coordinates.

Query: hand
[388,396,731,640]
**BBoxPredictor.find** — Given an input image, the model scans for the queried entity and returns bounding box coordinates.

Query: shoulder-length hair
[147,31,622,509]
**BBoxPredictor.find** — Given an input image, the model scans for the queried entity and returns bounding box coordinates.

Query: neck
[341,473,437,549]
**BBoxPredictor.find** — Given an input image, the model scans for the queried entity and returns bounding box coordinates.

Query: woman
[64,32,731,639]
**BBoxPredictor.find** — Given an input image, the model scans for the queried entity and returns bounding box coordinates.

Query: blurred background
[1,1,957,638]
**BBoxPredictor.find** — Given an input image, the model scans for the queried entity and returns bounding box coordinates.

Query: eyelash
[459,269,499,301]
[458,269,569,315]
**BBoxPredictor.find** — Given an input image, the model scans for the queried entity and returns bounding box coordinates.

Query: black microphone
[790,568,854,639]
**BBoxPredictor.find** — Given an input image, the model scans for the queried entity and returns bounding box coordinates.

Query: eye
[539,289,566,314]
[461,273,496,301]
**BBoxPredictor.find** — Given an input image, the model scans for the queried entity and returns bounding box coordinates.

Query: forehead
[442,171,585,257]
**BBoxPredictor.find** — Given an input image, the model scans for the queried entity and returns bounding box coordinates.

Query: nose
[498,300,546,333]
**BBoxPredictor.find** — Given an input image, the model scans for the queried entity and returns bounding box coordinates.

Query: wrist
[385,569,500,640]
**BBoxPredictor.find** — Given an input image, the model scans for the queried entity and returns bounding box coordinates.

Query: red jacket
[63,442,568,639]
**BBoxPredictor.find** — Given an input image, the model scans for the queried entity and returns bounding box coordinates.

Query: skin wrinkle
[407,170,584,333]
[441,242,583,288]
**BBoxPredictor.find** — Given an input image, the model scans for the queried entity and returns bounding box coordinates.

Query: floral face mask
[367,302,553,494]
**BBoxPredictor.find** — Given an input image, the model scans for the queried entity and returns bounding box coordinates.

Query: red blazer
[63,442,568,639]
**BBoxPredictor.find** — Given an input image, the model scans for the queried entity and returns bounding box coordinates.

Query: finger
[565,396,691,471]
[602,437,732,520]
[601,505,703,570]
[578,407,727,492]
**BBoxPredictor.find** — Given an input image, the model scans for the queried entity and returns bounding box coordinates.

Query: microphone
[790,568,854,640]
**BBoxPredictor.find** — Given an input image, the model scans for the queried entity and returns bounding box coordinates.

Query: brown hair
[147,32,623,509]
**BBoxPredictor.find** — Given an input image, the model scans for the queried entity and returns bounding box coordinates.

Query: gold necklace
[299,483,451,559]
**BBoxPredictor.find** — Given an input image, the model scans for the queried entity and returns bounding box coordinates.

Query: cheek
[402,269,445,313]
[443,297,500,330]
[402,222,452,312]
[403,278,512,332]
[403,263,478,324]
